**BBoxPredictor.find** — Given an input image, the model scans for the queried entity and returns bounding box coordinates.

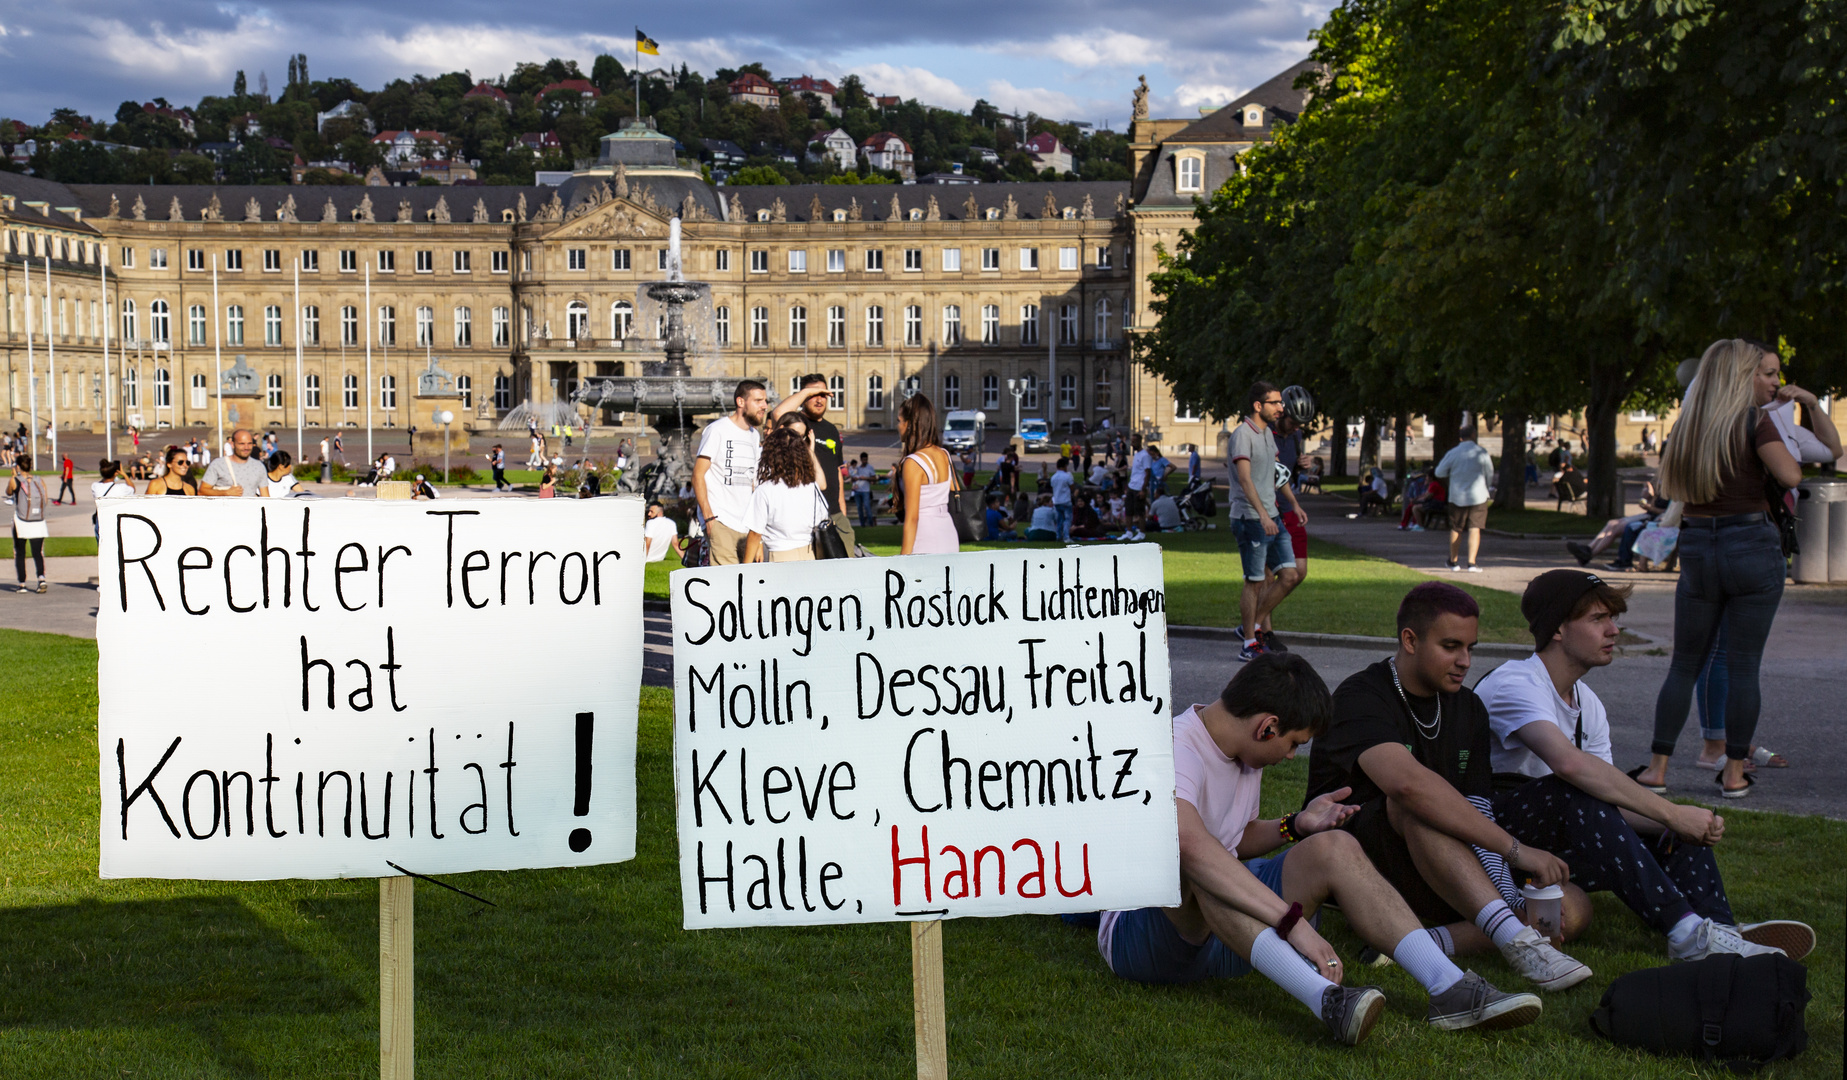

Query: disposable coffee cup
[1521,883,1564,944]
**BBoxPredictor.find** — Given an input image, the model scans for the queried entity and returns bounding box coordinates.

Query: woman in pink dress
[898,394,959,556]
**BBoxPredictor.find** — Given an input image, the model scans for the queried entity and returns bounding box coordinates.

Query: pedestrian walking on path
[1435,427,1494,573]
[7,454,50,594]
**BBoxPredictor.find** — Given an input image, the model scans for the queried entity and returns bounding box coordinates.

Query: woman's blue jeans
[1695,625,1728,743]
[1651,515,1785,761]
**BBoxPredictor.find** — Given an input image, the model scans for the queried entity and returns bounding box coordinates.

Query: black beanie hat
[1522,568,1609,649]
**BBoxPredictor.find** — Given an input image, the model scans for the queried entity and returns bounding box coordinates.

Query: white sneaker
[1500,926,1593,991]
[1737,920,1815,961]
[1670,918,1787,962]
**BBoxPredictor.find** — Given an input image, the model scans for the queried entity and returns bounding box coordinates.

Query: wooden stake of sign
[377,478,414,1080]
[381,876,414,1078]
[911,921,948,1080]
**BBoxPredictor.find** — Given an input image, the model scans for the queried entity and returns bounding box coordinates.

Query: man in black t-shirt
[774,374,853,553]
[1305,582,1594,993]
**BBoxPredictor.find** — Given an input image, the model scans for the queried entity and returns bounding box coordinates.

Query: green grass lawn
[0,628,1839,1077]
[0,537,99,559]
[646,525,1533,642]
[1319,479,1597,536]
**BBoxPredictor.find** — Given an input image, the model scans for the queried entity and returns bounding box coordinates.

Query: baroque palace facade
[0,66,1320,448]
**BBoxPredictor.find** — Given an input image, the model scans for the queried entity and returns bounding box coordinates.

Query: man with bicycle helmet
[1230,381,1306,661]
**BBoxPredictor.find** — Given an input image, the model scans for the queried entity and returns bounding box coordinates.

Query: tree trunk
[1431,409,1462,467]
[1360,415,1381,475]
[1494,406,1528,512]
[1585,363,1626,519]
[1393,410,1409,489]
[1330,416,1350,477]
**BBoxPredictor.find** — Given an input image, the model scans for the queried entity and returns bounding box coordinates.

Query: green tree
[728,164,786,185]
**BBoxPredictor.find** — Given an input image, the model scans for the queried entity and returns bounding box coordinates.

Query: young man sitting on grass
[1101,653,1542,1045]
[1476,570,1814,961]
[1306,582,1596,993]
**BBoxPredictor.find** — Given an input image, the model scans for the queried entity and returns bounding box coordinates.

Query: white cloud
[984,79,1086,120]
[990,31,1162,69]
[1172,83,1243,110]
[92,14,283,80]
[851,63,973,110]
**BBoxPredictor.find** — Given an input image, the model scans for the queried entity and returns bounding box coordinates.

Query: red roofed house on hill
[858,132,914,180]
[540,79,601,102]
[464,81,511,110]
[779,75,840,115]
[1022,132,1073,175]
[728,73,780,109]
[511,131,562,157]
[141,104,196,136]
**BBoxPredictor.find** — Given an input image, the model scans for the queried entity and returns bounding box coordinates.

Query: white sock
[1475,900,1525,950]
[1667,912,1703,947]
[1429,926,1456,956]
[1250,928,1335,1019]
[1392,929,1464,995]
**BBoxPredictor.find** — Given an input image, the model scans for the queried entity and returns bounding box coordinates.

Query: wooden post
[377,477,413,1080]
[910,920,947,1080]
[380,876,414,1079]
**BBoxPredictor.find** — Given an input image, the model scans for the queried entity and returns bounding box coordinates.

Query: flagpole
[294,258,304,462]
[213,255,224,456]
[45,257,58,468]
[634,27,641,122]
[102,254,113,459]
[24,252,37,465]
[365,261,374,463]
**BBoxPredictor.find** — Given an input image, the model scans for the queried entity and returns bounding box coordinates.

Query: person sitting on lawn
[1144,488,1183,532]
[1070,491,1108,539]
[1025,494,1059,541]
[1354,468,1391,517]
[1476,570,1814,961]
[1100,654,1543,1044]
[1305,582,1596,993]
[1566,481,1668,567]
[983,492,1020,541]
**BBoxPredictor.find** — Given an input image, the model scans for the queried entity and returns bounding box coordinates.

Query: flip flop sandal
[1717,772,1755,799]
[1628,765,1668,795]
[1750,747,1789,768]
[1696,756,1755,774]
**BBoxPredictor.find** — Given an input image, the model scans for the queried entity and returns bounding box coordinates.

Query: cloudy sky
[0,1,1331,127]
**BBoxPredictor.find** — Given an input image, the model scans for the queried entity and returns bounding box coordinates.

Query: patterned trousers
[1492,775,1732,934]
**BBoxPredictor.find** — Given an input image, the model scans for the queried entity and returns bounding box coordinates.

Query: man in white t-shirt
[642,500,683,562]
[1049,456,1075,541]
[1478,570,1813,962]
[1100,654,1541,1042]
[1126,443,1152,516]
[692,379,769,565]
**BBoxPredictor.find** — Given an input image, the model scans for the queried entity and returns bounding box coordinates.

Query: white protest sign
[671,545,1180,929]
[97,496,645,880]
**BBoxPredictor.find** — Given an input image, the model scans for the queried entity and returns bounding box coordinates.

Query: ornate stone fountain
[572,215,733,498]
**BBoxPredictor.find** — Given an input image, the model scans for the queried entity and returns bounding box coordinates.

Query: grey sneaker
[1671,918,1787,962]
[1426,970,1543,1031]
[1321,984,1386,1046]
[1738,920,1814,961]
[1500,925,1593,991]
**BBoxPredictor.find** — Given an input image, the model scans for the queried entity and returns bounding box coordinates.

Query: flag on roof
[636,29,660,56]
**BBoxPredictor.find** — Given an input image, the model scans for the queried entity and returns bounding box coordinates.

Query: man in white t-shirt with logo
[1099,654,1541,1043]
[1477,570,1813,962]
[1050,456,1075,541]
[693,380,769,565]
[1126,442,1152,520]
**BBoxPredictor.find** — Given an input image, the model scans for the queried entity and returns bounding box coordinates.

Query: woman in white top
[743,418,827,563]
[897,394,959,556]
[261,451,301,496]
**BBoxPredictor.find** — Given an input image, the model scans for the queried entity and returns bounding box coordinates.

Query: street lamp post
[437,409,455,483]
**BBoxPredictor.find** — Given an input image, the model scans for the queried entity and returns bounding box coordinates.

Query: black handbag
[810,488,849,560]
[1764,474,1799,557]
[1589,953,1809,1072]
[946,460,982,543]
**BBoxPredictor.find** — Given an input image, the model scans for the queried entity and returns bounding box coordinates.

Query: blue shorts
[1232,517,1298,582]
[1102,851,1291,983]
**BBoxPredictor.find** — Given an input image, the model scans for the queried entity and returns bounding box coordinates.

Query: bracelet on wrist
[1278,813,1300,844]
[1274,901,1305,940]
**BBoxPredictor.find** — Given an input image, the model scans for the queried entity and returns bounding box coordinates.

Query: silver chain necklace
[1388,658,1443,740]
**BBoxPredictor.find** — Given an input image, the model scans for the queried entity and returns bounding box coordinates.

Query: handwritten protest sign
[671,545,1179,929]
[97,496,645,880]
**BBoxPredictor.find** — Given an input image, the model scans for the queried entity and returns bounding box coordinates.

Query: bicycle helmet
[1281,385,1316,425]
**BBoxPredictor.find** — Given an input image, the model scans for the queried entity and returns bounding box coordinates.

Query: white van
[943,410,986,452]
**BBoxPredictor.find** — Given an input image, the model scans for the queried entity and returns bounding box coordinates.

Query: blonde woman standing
[1639,340,1840,798]
[897,394,959,556]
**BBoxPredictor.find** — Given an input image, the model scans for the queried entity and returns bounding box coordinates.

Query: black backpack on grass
[1589,953,1809,1072]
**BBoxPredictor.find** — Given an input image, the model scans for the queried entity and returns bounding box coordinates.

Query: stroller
[1174,474,1218,531]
